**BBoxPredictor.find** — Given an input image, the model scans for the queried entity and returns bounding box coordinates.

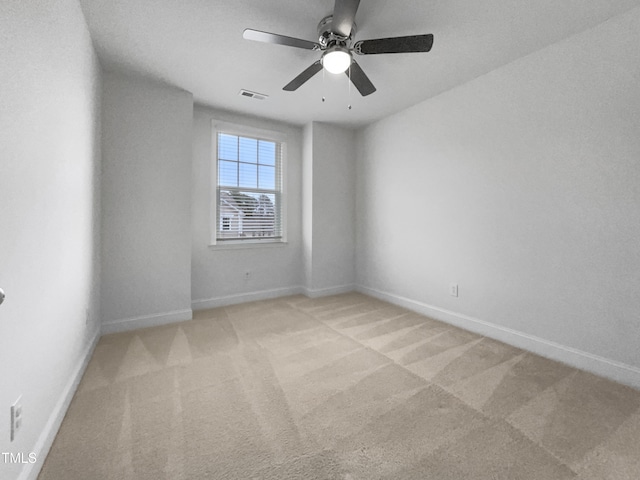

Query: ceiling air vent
[239,89,268,100]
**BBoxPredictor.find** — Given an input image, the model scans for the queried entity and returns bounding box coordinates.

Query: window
[214,130,284,243]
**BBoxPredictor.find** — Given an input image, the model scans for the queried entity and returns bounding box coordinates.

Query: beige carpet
[39,293,640,479]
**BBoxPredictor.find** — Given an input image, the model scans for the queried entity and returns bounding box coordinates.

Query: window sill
[208,240,288,251]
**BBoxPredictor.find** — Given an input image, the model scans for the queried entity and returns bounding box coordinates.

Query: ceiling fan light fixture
[322,47,351,74]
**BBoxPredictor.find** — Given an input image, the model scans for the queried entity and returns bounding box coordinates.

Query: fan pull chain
[322,59,326,103]
[347,61,352,110]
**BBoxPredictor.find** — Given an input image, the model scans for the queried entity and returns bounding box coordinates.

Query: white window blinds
[216,132,283,242]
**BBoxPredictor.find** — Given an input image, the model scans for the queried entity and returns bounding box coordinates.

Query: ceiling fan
[243,0,434,96]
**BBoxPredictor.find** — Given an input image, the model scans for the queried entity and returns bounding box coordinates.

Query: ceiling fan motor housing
[317,15,356,49]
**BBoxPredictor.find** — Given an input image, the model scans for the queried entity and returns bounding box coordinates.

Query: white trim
[192,286,304,310]
[101,309,193,335]
[211,120,289,143]
[280,140,288,244]
[356,285,640,391]
[209,240,288,250]
[210,120,288,247]
[210,122,218,245]
[303,284,356,298]
[19,330,100,480]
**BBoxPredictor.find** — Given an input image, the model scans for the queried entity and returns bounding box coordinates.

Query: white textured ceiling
[79,0,640,127]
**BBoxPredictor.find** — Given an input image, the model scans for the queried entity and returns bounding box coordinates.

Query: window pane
[238,192,277,237]
[258,140,276,165]
[239,162,257,188]
[218,134,238,160]
[258,165,275,190]
[239,137,258,163]
[218,160,238,186]
[216,131,283,242]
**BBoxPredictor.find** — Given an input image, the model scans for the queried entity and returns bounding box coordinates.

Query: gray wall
[191,106,304,307]
[356,8,640,387]
[303,123,314,290]
[303,123,356,294]
[101,71,193,332]
[0,1,102,478]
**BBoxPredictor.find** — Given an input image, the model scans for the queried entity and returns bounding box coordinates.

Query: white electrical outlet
[10,396,22,442]
[449,283,459,297]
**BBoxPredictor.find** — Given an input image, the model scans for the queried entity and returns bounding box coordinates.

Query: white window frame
[210,121,287,247]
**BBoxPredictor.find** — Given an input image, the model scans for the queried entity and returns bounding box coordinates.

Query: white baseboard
[303,284,355,298]
[357,285,640,391]
[19,329,100,480]
[101,309,193,335]
[192,286,305,310]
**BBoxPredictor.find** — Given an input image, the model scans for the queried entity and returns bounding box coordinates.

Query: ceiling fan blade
[346,60,376,96]
[354,34,434,55]
[243,29,319,50]
[332,0,360,38]
[283,60,323,91]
